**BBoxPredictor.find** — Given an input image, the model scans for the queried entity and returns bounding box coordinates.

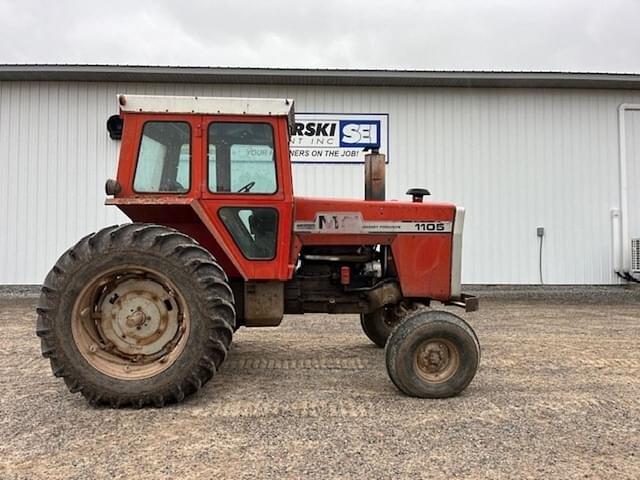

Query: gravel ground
[1,288,639,479]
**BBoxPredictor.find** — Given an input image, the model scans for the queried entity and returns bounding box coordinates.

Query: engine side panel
[293,196,457,300]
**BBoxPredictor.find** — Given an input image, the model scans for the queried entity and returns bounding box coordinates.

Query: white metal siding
[1,81,639,284]
[626,110,640,255]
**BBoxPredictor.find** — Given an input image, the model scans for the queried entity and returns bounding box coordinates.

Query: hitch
[445,293,479,312]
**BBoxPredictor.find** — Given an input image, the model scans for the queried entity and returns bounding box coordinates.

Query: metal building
[1,65,640,285]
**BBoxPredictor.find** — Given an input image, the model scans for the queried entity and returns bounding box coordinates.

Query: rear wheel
[36,223,235,408]
[385,310,479,398]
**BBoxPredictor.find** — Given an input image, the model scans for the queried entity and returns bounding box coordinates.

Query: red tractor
[36,95,480,407]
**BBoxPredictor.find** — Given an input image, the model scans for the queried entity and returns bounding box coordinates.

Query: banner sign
[290,113,389,164]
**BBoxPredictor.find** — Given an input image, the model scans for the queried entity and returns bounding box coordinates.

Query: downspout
[611,208,621,273]
[617,103,640,273]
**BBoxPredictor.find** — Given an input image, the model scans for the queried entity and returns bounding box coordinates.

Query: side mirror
[106,115,123,140]
[105,178,122,196]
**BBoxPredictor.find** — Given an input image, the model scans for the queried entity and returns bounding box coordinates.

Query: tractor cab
[106,95,296,281]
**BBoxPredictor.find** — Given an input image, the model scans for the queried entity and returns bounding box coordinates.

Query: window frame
[132,120,192,194]
[206,121,279,196]
[217,206,279,261]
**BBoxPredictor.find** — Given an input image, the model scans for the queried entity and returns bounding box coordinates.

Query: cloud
[0,0,639,72]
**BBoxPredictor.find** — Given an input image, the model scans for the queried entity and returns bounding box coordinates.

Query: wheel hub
[419,342,450,372]
[126,309,147,328]
[99,279,180,358]
[414,338,460,383]
[71,268,189,380]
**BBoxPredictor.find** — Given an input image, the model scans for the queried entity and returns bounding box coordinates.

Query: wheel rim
[71,266,190,380]
[414,338,460,384]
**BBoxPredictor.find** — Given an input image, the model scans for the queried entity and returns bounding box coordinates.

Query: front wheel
[385,310,480,398]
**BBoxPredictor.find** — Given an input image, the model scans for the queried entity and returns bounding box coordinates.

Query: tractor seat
[406,188,431,203]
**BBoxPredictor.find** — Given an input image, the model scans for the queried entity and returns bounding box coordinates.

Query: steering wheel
[237,181,256,193]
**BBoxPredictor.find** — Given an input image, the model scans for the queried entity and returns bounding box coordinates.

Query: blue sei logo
[339,120,381,148]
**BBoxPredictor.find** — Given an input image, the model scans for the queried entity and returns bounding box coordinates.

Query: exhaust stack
[364,149,385,201]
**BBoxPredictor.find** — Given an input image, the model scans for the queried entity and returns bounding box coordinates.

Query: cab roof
[118,94,295,126]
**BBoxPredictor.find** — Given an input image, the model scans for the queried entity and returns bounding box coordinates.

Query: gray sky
[1,0,639,73]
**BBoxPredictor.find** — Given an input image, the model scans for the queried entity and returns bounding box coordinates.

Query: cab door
[198,115,294,280]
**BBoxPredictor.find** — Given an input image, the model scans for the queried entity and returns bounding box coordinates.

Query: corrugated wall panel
[1,81,640,284]
[626,109,640,244]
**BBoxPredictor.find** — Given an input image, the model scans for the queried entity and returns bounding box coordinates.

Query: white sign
[290,113,389,164]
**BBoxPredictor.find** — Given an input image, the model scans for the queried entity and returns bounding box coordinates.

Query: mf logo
[339,120,381,148]
[318,215,340,230]
[317,213,363,233]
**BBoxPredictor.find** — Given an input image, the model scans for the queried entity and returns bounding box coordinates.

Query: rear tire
[385,310,479,398]
[36,223,235,408]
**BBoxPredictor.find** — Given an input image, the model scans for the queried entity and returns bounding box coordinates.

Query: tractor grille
[633,239,640,273]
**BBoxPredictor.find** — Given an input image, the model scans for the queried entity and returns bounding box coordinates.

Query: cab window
[219,207,278,259]
[134,122,190,193]
[208,123,277,194]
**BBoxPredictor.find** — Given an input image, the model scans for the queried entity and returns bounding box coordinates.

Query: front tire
[36,223,235,408]
[385,310,479,398]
